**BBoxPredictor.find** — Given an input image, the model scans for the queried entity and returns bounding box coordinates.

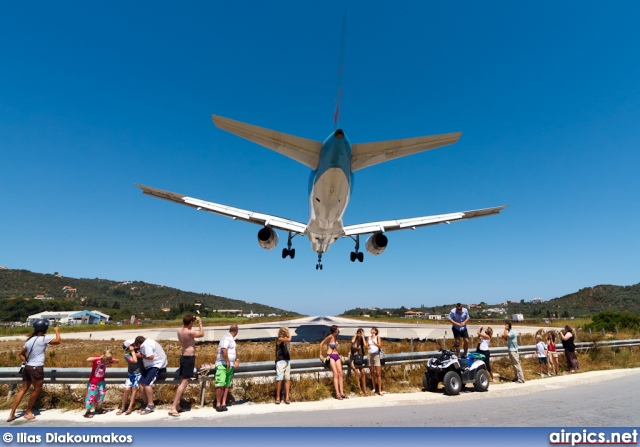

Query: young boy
[117,340,144,415]
[535,335,550,377]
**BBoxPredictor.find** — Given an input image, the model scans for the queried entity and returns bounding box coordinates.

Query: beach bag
[379,350,386,366]
[353,353,365,367]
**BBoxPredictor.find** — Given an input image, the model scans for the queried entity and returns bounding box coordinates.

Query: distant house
[62,286,77,293]
[27,310,105,325]
[469,304,481,309]
[161,307,171,312]
[428,314,442,320]
[512,313,525,322]
[404,311,425,318]
[0,266,8,270]
[121,280,132,285]
[91,310,110,323]
[531,297,544,304]
[33,295,54,301]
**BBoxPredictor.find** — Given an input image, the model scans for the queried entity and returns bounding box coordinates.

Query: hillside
[341,282,640,318]
[0,269,300,322]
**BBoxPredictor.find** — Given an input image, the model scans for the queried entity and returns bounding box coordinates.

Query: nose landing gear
[316,253,323,270]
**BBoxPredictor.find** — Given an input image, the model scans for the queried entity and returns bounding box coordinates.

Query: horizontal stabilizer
[212,115,323,170]
[343,205,507,236]
[351,132,462,171]
[136,184,307,235]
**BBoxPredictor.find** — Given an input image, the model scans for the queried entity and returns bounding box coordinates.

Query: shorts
[368,352,381,367]
[452,326,469,339]
[85,381,106,409]
[275,360,290,381]
[22,365,44,382]
[215,364,234,388]
[139,367,160,386]
[538,357,549,364]
[125,373,141,388]
[179,355,196,380]
[549,352,558,359]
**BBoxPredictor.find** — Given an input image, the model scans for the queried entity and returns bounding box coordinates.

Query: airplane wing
[350,132,462,171]
[212,114,323,170]
[135,184,308,235]
[342,205,507,236]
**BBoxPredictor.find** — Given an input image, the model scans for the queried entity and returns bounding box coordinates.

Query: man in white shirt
[134,336,167,414]
[214,324,239,412]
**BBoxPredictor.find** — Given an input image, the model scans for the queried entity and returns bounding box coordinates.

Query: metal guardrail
[1,339,638,406]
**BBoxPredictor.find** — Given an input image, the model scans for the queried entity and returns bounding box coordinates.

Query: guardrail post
[200,379,207,407]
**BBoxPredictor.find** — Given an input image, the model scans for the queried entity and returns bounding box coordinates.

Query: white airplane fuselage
[307,129,353,253]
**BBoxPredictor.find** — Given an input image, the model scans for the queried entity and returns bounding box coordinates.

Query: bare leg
[170,379,189,413]
[7,382,31,421]
[25,380,43,419]
[276,380,282,401]
[284,380,290,401]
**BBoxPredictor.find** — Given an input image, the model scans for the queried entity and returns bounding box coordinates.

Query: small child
[84,349,118,418]
[535,335,549,377]
[117,340,144,415]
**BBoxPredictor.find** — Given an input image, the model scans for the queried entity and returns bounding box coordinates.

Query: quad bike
[422,348,490,395]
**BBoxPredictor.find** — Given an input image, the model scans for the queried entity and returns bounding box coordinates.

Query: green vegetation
[0,269,301,323]
[342,282,640,320]
[585,311,640,332]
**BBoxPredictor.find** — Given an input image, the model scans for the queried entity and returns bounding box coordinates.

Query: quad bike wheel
[422,371,438,392]
[443,370,462,395]
[473,369,490,392]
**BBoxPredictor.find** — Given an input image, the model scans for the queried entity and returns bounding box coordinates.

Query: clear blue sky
[2,2,639,316]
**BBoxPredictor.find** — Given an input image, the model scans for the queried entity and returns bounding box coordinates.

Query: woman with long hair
[561,325,579,372]
[7,319,61,422]
[368,327,384,395]
[546,331,559,375]
[275,326,291,404]
[319,325,346,400]
[476,326,494,381]
[350,328,368,395]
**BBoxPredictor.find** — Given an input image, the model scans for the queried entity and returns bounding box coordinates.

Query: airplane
[136,18,507,270]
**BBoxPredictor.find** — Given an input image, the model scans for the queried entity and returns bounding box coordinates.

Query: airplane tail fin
[333,10,347,130]
[212,114,323,170]
[350,132,462,171]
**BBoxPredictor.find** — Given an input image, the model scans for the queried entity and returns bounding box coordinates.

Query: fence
[1,339,638,406]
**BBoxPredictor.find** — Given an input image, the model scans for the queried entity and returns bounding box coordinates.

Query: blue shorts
[139,367,159,386]
[538,357,549,365]
[125,373,141,388]
[452,326,469,339]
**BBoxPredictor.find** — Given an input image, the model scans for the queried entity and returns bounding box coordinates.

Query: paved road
[0,316,552,343]
[9,368,638,427]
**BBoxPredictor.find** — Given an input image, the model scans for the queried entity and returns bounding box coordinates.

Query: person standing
[134,336,167,415]
[448,303,470,357]
[117,340,144,415]
[215,324,240,412]
[561,325,579,372]
[7,319,61,422]
[476,326,494,381]
[502,322,525,383]
[535,335,550,377]
[169,314,204,417]
[319,325,346,400]
[367,327,384,395]
[275,326,291,405]
[350,328,368,395]
[83,349,118,418]
[546,332,559,376]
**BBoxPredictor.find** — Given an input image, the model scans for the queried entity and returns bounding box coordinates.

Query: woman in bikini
[319,325,347,399]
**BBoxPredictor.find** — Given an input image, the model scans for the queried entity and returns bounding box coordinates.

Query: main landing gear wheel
[282,232,296,259]
[316,253,323,270]
[349,235,364,262]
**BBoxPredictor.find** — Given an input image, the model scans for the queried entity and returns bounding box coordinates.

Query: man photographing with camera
[168,314,204,417]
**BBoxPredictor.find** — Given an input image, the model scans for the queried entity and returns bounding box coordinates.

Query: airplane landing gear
[349,235,364,262]
[316,253,323,270]
[282,232,296,259]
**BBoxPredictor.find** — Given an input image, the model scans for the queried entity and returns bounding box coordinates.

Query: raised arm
[49,326,62,345]
[194,317,205,338]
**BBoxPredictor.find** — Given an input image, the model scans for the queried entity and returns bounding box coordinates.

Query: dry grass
[1,330,639,411]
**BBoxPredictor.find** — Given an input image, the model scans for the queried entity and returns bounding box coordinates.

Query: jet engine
[365,232,388,255]
[257,227,278,250]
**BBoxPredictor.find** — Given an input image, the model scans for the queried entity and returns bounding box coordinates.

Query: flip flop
[95,409,108,415]
[116,410,124,416]
[285,400,291,405]
[6,416,17,422]
[125,410,133,415]
[83,413,93,419]
[275,400,281,405]
[168,411,180,417]
[23,414,36,420]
